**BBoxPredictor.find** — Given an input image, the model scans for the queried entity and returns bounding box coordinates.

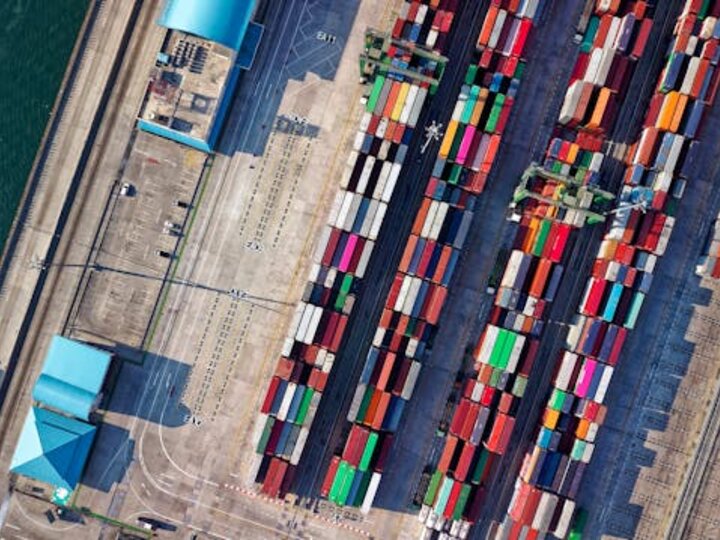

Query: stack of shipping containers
[254,0,459,498]
[495,0,720,537]
[417,1,657,537]
[319,0,545,523]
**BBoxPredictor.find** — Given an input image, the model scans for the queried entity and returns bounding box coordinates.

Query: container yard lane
[290,0,493,509]
[377,0,591,519]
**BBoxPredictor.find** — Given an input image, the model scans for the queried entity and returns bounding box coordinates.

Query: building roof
[157,0,256,51]
[10,407,96,491]
[32,336,111,420]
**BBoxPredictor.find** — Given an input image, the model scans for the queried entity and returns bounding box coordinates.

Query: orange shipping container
[412,199,431,236]
[438,435,459,473]
[377,352,396,391]
[470,89,489,126]
[432,246,452,284]
[371,391,391,430]
[399,235,418,273]
[593,15,613,48]
[382,82,401,118]
[529,259,552,298]
[670,93,688,133]
[656,91,680,131]
[364,388,383,425]
[588,87,612,130]
[691,58,711,100]
[477,6,499,48]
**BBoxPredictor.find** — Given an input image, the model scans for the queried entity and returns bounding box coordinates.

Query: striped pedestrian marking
[221,483,372,537]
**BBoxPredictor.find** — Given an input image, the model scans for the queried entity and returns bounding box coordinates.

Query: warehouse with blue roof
[138,0,263,151]
[9,336,113,492]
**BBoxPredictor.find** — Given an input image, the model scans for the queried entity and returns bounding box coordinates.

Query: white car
[120,182,133,196]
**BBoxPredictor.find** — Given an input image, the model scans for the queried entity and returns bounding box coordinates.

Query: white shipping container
[343,193,363,232]
[369,202,387,241]
[476,325,499,364]
[503,17,521,57]
[593,46,616,87]
[372,161,392,201]
[373,326,385,348]
[347,383,366,422]
[405,337,419,359]
[399,84,419,125]
[355,240,375,278]
[471,381,484,403]
[681,56,701,95]
[357,155,376,195]
[335,191,354,229]
[605,261,620,282]
[324,268,337,289]
[589,151,604,172]
[402,277,423,315]
[701,16,717,39]
[315,348,328,369]
[281,337,294,357]
[303,305,324,344]
[321,353,335,374]
[361,473,382,514]
[488,9,508,49]
[401,360,422,400]
[277,382,297,421]
[519,0,541,19]
[604,16,621,50]
[295,303,313,342]
[360,199,379,238]
[653,171,673,192]
[428,202,449,241]
[313,225,333,263]
[352,130,365,152]
[556,351,578,391]
[304,391,322,425]
[421,201,440,238]
[451,98,465,122]
[408,87,428,127]
[664,135,685,175]
[586,422,600,442]
[415,3,428,24]
[290,427,309,465]
[582,441,595,463]
[501,250,524,288]
[425,28,439,49]
[340,151,358,189]
[594,365,614,403]
[506,334,526,373]
[531,492,559,532]
[583,49,603,84]
[553,499,576,538]
[376,117,389,139]
[559,80,585,125]
[381,163,402,202]
[566,314,586,354]
[512,313,525,332]
[395,275,413,312]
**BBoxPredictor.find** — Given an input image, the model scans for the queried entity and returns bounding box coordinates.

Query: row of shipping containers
[418,1,658,538]
[320,0,545,521]
[495,0,720,538]
[253,0,458,498]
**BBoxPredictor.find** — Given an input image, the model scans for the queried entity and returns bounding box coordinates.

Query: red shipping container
[461,403,481,441]
[261,377,281,414]
[321,455,341,497]
[443,481,464,519]
[631,18,653,59]
[455,441,477,482]
[608,327,627,365]
[329,315,348,352]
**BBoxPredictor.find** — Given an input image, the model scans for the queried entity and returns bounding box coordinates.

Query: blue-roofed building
[32,336,112,421]
[10,407,96,491]
[138,0,263,151]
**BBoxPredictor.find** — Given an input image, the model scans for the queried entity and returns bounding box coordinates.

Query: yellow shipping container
[543,408,560,430]
[566,143,580,165]
[523,217,540,252]
[655,91,680,131]
[391,82,411,122]
[439,119,459,159]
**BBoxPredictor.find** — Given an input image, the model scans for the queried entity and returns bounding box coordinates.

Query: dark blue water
[0,0,88,252]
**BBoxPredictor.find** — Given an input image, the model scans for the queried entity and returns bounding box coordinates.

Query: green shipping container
[256,416,275,454]
[460,86,480,124]
[514,61,526,80]
[329,461,349,503]
[448,164,463,185]
[625,291,645,330]
[434,477,453,515]
[571,440,586,461]
[334,275,354,311]
[549,389,565,411]
[488,329,508,368]
[497,330,517,370]
[699,0,711,19]
[295,388,314,425]
[359,432,379,472]
[485,95,505,134]
[582,17,599,53]
[533,219,552,256]
[338,465,357,506]
[357,386,374,423]
[424,470,443,506]
[449,123,466,161]
[512,375,528,397]
[367,75,385,113]
[352,470,372,507]
[452,484,472,520]
[489,367,501,388]
[471,448,490,484]
[465,64,478,85]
